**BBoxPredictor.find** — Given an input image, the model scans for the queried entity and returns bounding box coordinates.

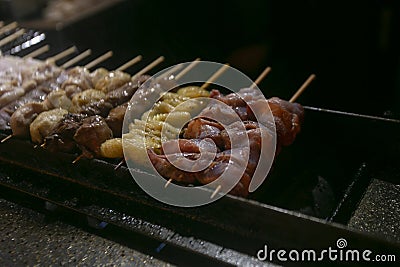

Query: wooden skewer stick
[114,159,125,170]
[164,178,172,188]
[210,185,222,199]
[0,22,18,36]
[46,46,77,64]
[62,49,92,68]
[116,55,142,71]
[289,74,316,103]
[84,51,113,70]
[250,66,272,89]
[0,21,4,28]
[175,58,201,80]
[200,63,230,90]
[72,154,84,164]
[0,134,13,143]
[0,28,25,47]
[157,63,183,80]
[132,56,165,80]
[23,44,50,59]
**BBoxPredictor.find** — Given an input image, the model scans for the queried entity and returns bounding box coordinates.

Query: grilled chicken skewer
[209,73,314,198]
[66,56,163,163]
[162,62,231,188]
[1,52,121,142]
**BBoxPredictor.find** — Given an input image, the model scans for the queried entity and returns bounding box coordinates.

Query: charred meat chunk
[73,115,113,158]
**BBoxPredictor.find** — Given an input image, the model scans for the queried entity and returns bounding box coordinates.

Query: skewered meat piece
[70,89,106,113]
[90,68,109,86]
[147,149,198,184]
[2,82,53,113]
[73,74,151,118]
[30,108,68,144]
[0,80,37,108]
[267,97,304,148]
[44,113,87,153]
[0,56,62,108]
[61,67,94,98]
[209,89,304,151]
[95,70,131,93]
[0,56,61,84]
[106,74,150,107]
[105,103,127,137]
[0,64,89,130]
[148,120,264,197]
[183,118,225,150]
[147,88,304,197]
[42,90,73,110]
[100,138,123,158]
[80,99,113,117]
[73,115,113,158]
[9,90,72,138]
[9,102,47,138]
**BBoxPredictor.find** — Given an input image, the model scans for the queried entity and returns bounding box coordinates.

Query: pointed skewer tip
[1,134,13,143]
[164,178,173,188]
[210,185,222,199]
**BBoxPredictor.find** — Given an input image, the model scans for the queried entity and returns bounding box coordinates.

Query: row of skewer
[1,21,316,200]
[3,20,399,201]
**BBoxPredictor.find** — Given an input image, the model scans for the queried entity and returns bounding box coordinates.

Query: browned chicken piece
[95,70,131,93]
[44,113,87,153]
[30,108,68,144]
[73,115,113,158]
[105,103,127,137]
[61,67,94,98]
[106,74,150,106]
[80,99,113,118]
[10,102,47,138]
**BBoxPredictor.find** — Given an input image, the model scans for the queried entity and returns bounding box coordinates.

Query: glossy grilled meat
[148,89,305,197]
[105,103,127,137]
[147,124,261,196]
[73,115,113,158]
[9,102,47,138]
[209,89,304,151]
[106,75,150,107]
[267,97,304,148]
[44,113,87,153]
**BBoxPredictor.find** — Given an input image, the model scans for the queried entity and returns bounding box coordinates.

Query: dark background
[34,0,400,117]
[2,0,400,115]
